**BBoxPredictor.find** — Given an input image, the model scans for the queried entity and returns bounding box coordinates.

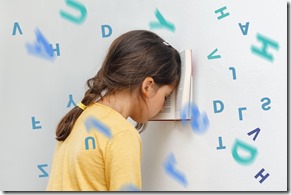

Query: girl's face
[130,77,176,123]
[145,84,175,120]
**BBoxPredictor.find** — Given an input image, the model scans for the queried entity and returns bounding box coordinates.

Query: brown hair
[56,30,181,141]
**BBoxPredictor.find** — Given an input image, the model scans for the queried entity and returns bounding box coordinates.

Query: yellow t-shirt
[46,103,142,191]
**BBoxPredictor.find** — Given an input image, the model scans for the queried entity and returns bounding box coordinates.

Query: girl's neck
[98,90,134,119]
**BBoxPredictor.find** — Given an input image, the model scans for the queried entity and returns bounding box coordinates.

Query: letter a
[12,22,23,35]
[238,22,249,35]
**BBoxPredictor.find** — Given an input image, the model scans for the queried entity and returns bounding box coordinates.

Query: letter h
[254,168,270,184]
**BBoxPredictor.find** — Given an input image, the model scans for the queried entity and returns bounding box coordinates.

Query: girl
[46,30,181,191]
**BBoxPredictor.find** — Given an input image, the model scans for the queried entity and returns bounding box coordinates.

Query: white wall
[0,0,288,191]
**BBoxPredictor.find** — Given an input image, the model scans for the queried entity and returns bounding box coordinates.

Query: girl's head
[56,30,181,141]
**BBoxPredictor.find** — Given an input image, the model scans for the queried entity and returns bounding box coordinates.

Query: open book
[150,49,193,121]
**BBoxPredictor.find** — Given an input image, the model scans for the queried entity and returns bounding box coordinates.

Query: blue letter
[67,94,76,108]
[85,117,112,138]
[49,43,60,56]
[60,0,87,24]
[247,128,261,141]
[85,136,96,150]
[229,67,237,80]
[251,33,279,62]
[12,22,23,35]
[238,107,247,120]
[207,48,221,60]
[181,103,209,134]
[37,164,49,178]
[164,152,188,187]
[238,22,249,35]
[32,117,42,130]
[149,9,175,32]
[254,168,270,183]
[101,25,112,38]
[25,29,55,61]
[214,6,230,20]
[119,184,141,191]
[213,100,224,113]
[232,139,258,165]
[261,97,271,111]
[216,136,226,150]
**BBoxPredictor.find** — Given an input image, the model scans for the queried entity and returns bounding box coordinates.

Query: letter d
[213,100,224,113]
[232,139,258,165]
[101,25,112,38]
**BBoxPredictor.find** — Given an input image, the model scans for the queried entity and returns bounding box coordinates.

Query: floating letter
[26,29,56,61]
[12,22,23,35]
[32,116,42,130]
[229,67,237,80]
[67,94,76,108]
[254,168,270,183]
[207,48,221,60]
[216,136,226,150]
[149,9,175,32]
[251,33,279,62]
[37,164,48,178]
[60,0,87,24]
[238,107,247,121]
[214,6,230,20]
[164,152,188,187]
[247,128,261,141]
[85,136,96,150]
[101,25,112,38]
[49,43,60,56]
[238,22,249,35]
[261,97,271,111]
[213,100,224,113]
[85,117,112,138]
[232,139,258,165]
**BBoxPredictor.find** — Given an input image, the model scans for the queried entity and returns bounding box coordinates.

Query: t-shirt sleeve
[105,130,142,191]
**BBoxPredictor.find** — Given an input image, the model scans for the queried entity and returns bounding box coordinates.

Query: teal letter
[251,33,279,62]
[32,116,42,130]
[85,136,96,150]
[261,97,271,111]
[67,94,76,108]
[37,164,49,178]
[101,25,112,38]
[216,136,226,150]
[213,100,224,113]
[229,67,237,80]
[214,6,230,20]
[232,139,258,165]
[149,9,175,32]
[49,43,60,56]
[238,107,247,120]
[12,22,23,35]
[60,0,87,25]
[207,48,221,60]
[239,22,249,35]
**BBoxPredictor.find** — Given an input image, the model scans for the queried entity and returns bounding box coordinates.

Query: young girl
[46,30,181,191]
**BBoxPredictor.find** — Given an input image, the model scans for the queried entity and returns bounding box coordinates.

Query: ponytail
[55,76,107,141]
[55,107,83,141]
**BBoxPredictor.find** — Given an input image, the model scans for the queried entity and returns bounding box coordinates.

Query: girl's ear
[141,77,157,98]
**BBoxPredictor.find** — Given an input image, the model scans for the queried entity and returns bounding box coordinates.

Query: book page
[175,50,192,119]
